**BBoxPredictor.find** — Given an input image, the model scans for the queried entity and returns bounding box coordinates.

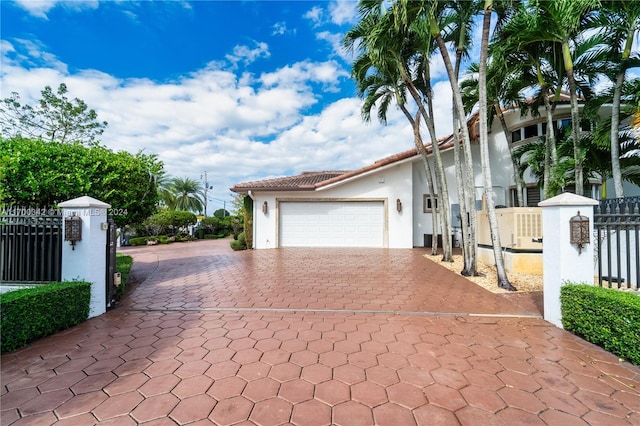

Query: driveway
[1,239,639,425]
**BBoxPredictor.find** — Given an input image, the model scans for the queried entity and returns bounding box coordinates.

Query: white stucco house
[231,101,635,250]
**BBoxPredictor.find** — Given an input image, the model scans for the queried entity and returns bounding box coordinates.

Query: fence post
[58,196,111,318]
[539,193,598,328]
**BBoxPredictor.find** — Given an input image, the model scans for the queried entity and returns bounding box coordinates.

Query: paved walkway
[1,240,639,425]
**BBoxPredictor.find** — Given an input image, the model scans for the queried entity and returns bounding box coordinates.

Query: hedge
[1,281,91,353]
[561,284,640,365]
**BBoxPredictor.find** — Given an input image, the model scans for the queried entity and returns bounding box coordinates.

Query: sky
[1,0,463,214]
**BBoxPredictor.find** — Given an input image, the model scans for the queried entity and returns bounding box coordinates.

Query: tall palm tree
[584,0,640,198]
[477,0,516,290]
[346,2,455,261]
[168,177,205,214]
[526,0,600,196]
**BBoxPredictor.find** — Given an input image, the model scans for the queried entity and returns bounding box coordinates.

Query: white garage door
[279,201,385,247]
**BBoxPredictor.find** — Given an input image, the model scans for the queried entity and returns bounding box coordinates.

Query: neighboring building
[231,102,637,249]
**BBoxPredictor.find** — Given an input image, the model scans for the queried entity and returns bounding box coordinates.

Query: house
[231,101,634,250]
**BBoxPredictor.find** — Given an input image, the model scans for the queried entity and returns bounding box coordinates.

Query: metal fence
[0,208,63,283]
[594,197,639,290]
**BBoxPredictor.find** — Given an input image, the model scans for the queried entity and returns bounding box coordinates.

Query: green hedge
[115,254,133,300]
[561,284,640,365]
[1,281,91,353]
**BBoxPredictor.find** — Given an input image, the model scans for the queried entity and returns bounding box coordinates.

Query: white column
[539,193,598,328]
[58,196,111,318]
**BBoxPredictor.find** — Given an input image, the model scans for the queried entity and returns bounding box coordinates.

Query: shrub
[115,254,133,301]
[1,281,91,353]
[230,232,247,251]
[129,236,148,246]
[561,284,640,365]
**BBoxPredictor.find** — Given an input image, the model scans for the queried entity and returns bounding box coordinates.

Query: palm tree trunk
[610,71,625,198]
[397,60,453,261]
[399,104,440,256]
[479,1,515,290]
[562,41,584,196]
[432,24,478,275]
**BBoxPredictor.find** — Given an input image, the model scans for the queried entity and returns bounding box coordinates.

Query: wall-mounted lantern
[569,210,589,254]
[396,198,402,213]
[64,214,83,250]
[262,201,268,215]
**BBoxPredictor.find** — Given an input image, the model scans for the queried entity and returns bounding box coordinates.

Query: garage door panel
[279,201,384,248]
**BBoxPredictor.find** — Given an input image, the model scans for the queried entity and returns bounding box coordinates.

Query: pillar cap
[538,192,599,207]
[58,196,111,209]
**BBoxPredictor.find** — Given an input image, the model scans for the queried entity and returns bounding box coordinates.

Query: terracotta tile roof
[230,136,453,193]
[231,171,350,192]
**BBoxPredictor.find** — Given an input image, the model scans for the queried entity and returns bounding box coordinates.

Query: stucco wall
[250,162,414,249]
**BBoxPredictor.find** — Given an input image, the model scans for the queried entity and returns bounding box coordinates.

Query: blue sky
[1,1,476,213]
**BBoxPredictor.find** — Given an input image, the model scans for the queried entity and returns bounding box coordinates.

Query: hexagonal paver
[315,380,350,406]
[250,397,292,425]
[131,392,179,422]
[291,399,332,426]
[242,377,280,402]
[279,379,315,404]
[387,382,427,409]
[373,402,417,426]
[333,401,374,426]
[301,364,332,384]
[209,395,253,425]
[169,394,216,424]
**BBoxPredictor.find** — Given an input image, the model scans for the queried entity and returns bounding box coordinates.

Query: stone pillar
[58,196,111,318]
[539,193,598,328]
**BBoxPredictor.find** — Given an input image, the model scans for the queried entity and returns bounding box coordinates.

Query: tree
[146,210,197,236]
[213,208,230,218]
[477,0,516,290]
[0,136,162,227]
[165,177,205,214]
[0,83,107,145]
[345,3,453,260]
[585,0,640,198]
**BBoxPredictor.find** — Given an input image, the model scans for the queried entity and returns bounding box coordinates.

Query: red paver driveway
[1,239,639,425]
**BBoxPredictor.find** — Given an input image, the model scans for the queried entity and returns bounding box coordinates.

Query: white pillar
[539,193,598,328]
[58,196,111,318]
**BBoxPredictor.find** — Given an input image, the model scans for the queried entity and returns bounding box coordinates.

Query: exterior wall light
[396,199,402,213]
[569,210,589,254]
[64,214,83,250]
[262,201,268,215]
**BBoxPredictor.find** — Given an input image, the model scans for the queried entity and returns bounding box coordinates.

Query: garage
[279,201,385,247]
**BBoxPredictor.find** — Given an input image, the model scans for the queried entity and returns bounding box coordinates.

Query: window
[524,124,538,139]
[423,194,439,212]
[510,186,541,207]
[511,130,522,143]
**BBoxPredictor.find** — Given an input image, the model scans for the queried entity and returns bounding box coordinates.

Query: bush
[129,236,148,246]
[230,232,247,251]
[561,284,640,365]
[1,281,91,353]
[115,254,133,301]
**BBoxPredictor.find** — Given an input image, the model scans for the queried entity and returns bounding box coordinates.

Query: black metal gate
[594,197,639,290]
[105,217,117,309]
[0,208,62,283]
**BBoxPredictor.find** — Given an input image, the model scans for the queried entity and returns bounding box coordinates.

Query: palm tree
[345,2,455,261]
[477,0,516,290]
[167,177,205,214]
[584,0,640,198]
[525,0,600,196]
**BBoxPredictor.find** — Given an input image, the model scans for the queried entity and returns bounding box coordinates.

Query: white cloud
[272,22,287,36]
[304,6,324,26]
[0,38,458,212]
[328,0,358,26]
[13,0,99,19]
[225,41,271,68]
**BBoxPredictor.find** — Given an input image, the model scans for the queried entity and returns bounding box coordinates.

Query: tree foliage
[0,83,107,145]
[0,136,162,227]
